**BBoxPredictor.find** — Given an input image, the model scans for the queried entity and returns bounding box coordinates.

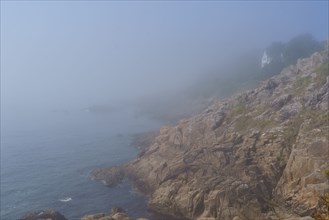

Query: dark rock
[81,207,131,220]
[110,207,125,215]
[279,102,302,120]
[19,209,68,220]
[80,213,108,220]
[264,78,279,91]
[91,166,125,187]
[271,94,292,110]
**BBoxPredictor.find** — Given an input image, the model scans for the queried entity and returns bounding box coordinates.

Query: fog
[1,1,328,121]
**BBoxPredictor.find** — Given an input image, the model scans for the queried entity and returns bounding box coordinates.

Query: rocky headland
[93,49,329,220]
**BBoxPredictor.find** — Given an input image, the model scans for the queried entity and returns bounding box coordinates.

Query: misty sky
[1,1,328,111]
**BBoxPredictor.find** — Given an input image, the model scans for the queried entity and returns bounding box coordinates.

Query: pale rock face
[94,50,329,220]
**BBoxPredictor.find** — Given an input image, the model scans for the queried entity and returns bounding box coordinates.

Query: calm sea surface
[0,108,161,220]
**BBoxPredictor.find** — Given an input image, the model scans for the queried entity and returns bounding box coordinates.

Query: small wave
[59,197,72,202]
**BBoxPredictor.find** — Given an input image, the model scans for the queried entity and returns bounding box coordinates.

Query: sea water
[0,107,161,219]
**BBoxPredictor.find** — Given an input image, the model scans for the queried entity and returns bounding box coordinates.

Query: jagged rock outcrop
[81,207,132,220]
[95,50,328,220]
[92,166,125,187]
[19,209,68,220]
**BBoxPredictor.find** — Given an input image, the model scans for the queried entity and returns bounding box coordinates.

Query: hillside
[134,34,324,124]
[94,47,329,220]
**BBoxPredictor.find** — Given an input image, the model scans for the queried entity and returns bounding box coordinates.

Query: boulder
[19,209,68,220]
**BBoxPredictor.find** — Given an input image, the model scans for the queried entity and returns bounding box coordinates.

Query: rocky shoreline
[91,50,329,220]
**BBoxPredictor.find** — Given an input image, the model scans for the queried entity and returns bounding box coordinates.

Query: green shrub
[322,169,329,179]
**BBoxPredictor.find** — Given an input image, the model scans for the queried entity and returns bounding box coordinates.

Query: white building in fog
[261,51,271,68]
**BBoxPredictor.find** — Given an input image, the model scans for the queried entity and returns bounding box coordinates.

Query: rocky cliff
[94,49,329,220]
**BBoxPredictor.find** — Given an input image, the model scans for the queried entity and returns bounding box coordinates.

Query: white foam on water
[59,197,72,202]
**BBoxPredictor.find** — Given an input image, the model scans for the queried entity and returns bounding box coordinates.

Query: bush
[262,33,322,76]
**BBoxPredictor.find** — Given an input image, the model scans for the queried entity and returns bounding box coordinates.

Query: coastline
[17,50,329,220]
[90,50,329,220]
